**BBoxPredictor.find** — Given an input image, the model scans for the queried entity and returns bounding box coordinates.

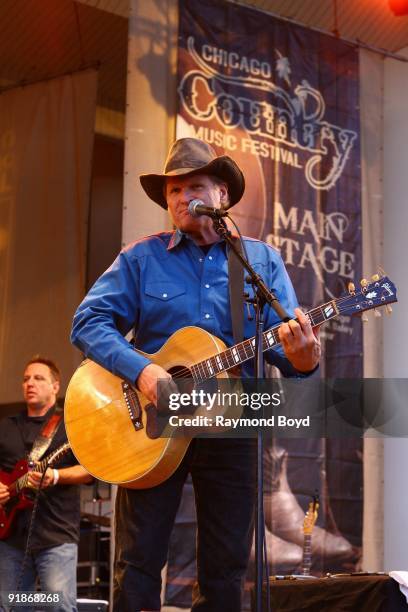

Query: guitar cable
[14,463,49,594]
[263,521,272,612]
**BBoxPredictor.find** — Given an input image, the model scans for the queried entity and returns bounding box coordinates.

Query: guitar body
[0,460,33,539]
[64,326,230,489]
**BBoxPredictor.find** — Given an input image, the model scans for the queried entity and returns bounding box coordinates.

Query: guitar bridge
[122,382,144,431]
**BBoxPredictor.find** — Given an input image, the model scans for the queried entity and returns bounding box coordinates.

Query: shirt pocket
[144,281,186,302]
[142,281,189,331]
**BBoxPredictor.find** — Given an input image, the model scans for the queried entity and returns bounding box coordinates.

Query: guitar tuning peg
[371,274,380,282]
[361,312,369,322]
[385,304,393,315]
[348,282,355,295]
[374,308,382,318]
[360,278,368,288]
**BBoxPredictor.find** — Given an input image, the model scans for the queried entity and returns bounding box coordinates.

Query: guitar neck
[191,299,338,382]
[302,534,312,575]
[14,455,49,494]
[189,274,397,381]
[14,443,70,494]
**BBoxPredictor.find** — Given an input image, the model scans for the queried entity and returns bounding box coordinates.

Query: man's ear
[219,183,229,205]
[53,380,60,396]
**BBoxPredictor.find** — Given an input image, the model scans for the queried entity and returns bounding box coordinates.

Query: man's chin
[178,216,208,233]
[26,400,42,410]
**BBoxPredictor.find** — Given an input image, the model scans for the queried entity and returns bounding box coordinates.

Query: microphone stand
[211,216,290,612]
[210,215,290,322]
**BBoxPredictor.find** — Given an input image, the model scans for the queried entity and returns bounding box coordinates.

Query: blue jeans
[114,438,256,612]
[0,541,78,612]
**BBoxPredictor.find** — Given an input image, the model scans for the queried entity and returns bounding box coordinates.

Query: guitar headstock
[335,274,397,318]
[303,494,319,535]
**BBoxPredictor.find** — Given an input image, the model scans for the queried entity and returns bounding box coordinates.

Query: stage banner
[166,0,362,607]
[175,0,362,378]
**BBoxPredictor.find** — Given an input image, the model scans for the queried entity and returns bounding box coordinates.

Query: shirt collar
[167,229,229,253]
[167,229,184,250]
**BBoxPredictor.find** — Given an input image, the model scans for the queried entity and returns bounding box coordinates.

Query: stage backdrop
[0,70,97,405]
[165,0,362,607]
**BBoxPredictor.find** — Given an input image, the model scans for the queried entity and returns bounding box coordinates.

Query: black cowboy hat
[139,138,245,210]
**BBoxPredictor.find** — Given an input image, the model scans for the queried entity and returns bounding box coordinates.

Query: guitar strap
[28,405,64,463]
[228,238,244,345]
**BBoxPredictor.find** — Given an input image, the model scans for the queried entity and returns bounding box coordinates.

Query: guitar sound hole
[165,366,218,415]
[167,366,194,409]
[167,365,192,380]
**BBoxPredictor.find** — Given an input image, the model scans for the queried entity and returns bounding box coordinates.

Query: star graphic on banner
[275,49,291,86]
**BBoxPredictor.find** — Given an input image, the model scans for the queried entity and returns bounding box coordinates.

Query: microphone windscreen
[188,199,204,217]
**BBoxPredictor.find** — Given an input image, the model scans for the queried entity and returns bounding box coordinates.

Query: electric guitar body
[0,460,33,539]
[0,443,70,539]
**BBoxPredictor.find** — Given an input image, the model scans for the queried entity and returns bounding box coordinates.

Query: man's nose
[180,188,195,202]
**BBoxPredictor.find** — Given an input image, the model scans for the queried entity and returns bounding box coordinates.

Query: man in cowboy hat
[71,137,320,611]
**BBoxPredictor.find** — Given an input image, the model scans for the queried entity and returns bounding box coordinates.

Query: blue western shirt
[71,231,302,383]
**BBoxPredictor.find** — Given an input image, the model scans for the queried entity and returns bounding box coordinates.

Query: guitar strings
[167,292,388,382]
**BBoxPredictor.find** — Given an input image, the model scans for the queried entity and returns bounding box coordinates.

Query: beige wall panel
[123,0,179,245]
[383,46,408,571]
[360,48,385,572]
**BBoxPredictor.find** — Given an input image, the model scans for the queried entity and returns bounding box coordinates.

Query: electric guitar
[0,443,71,539]
[64,274,397,489]
[302,494,319,576]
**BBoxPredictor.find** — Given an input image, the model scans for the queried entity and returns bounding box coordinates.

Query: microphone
[188,199,229,219]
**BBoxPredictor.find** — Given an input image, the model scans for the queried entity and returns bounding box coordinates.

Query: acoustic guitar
[64,274,397,489]
[0,443,71,539]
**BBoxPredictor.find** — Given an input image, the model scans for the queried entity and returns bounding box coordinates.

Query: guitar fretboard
[302,534,312,576]
[15,443,70,494]
[191,299,339,383]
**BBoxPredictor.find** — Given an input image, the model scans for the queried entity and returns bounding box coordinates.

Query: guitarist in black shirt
[0,357,92,612]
